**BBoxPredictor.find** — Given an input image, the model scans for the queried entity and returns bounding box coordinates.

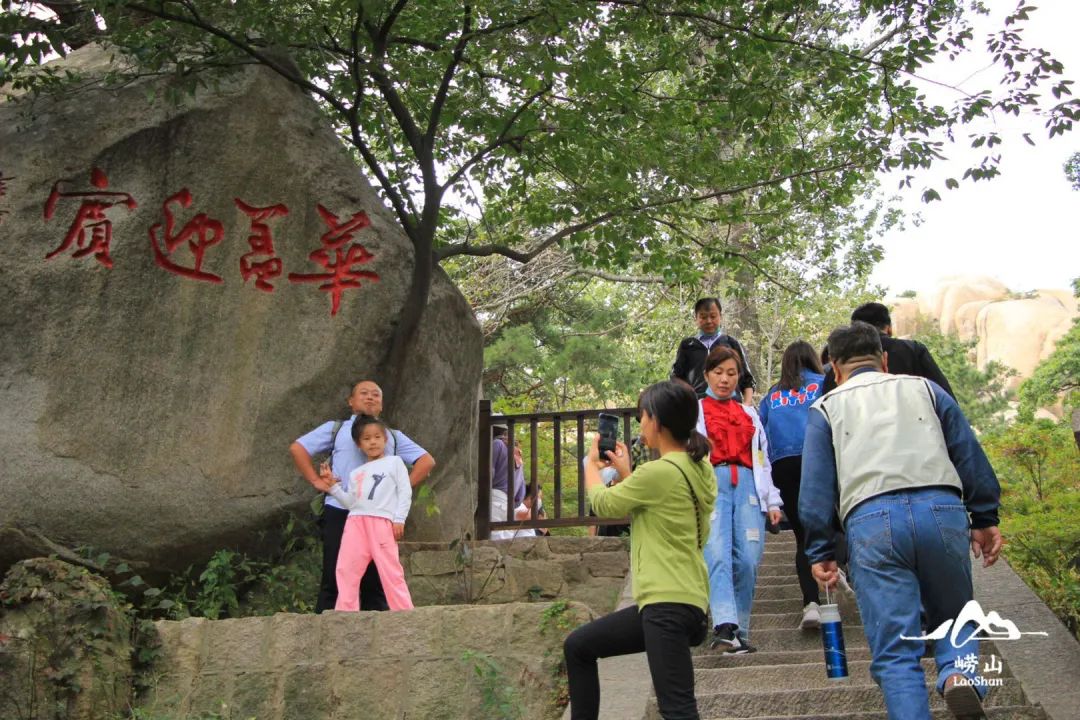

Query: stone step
[698,707,1048,720]
[755,583,805,600]
[692,659,1014,693]
[645,679,1027,719]
[737,626,867,653]
[692,648,873,669]
[751,598,813,614]
[691,642,1003,669]
[757,573,811,587]
[758,564,799,577]
[748,612,863,630]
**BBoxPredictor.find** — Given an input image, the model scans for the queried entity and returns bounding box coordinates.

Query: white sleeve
[328,484,357,510]
[392,457,412,523]
[750,409,781,509]
[696,399,707,438]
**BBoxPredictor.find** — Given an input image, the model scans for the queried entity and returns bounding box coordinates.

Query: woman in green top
[564,381,718,720]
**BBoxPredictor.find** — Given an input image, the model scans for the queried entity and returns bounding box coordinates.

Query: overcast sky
[869,0,1080,296]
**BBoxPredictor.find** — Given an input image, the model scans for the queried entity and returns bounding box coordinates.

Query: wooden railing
[475,399,638,540]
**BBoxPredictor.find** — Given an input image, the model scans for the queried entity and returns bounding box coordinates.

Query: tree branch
[569,268,666,284]
[124,2,352,117]
[441,83,551,191]
[434,211,615,262]
[427,3,472,143]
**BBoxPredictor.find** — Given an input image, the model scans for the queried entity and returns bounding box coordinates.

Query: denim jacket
[757,369,825,462]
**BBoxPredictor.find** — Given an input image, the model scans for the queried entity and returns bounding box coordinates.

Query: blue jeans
[845,487,984,720]
[703,464,764,640]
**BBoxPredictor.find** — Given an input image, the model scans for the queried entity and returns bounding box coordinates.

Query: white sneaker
[800,602,821,630]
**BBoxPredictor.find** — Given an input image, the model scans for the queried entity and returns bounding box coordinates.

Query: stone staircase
[645,533,1052,720]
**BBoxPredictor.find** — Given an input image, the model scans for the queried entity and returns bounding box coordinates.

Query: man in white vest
[800,322,1002,720]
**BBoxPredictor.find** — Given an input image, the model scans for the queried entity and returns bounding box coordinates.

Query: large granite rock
[888,276,1077,392]
[0,46,482,575]
[139,601,592,720]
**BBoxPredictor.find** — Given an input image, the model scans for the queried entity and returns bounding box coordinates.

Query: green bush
[985,419,1080,638]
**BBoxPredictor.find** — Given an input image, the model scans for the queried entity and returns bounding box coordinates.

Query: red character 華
[288,204,379,316]
[43,168,137,268]
[149,189,225,284]
[234,198,289,292]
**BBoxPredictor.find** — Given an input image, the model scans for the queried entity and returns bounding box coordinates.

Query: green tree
[3,0,1077,388]
[914,324,1014,433]
[984,419,1080,637]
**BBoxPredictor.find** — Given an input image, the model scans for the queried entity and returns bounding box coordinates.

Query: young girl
[697,346,782,654]
[320,414,414,612]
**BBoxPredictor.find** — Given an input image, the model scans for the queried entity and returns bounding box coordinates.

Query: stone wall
[139,601,593,720]
[401,536,630,616]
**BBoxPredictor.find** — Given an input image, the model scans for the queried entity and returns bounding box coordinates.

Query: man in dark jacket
[821,302,954,396]
[671,297,755,402]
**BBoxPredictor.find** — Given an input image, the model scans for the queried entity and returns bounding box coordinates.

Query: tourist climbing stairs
[645,532,1052,720]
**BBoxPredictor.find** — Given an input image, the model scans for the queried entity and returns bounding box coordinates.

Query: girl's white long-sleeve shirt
[328,455,412,523]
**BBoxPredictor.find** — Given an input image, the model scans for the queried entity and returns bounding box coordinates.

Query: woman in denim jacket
[758,340,825,630]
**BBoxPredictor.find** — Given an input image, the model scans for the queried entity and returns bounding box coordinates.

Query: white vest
[812,372,962,521]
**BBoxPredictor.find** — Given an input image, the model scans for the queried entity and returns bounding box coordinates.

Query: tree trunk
[1073,407,1080,452]
[378,216,436,404]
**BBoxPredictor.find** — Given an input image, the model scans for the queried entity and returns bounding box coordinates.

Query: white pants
[490,492,538,540]
[490,490,515,540]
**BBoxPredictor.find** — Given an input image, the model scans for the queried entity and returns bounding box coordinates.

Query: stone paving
[569,532,1068,720]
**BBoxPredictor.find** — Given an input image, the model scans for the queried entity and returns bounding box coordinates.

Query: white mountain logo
[901,600,1049,648]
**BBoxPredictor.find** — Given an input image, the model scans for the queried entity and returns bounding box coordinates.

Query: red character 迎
[149,189,224,283]
[43,168,137,268]
[288,204,379,316]
[234,198,288,292]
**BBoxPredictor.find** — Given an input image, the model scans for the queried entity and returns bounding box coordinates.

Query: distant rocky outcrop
[889,276,1077,391]
[0,45,482,576]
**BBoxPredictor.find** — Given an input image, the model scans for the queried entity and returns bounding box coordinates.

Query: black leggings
[771,456,820,606]
[315,505,388,613]
[564,602,707,720]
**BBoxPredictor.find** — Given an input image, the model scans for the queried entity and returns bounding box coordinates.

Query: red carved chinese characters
[149,189,225,283]
[288,204,379,316]
[43,168,137,268]
[234,198,289,292]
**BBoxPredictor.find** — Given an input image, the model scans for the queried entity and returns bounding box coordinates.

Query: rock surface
[140,601,592,720]
[0,558,132,720]
[0,45,482,575]
[889,276,1076,391]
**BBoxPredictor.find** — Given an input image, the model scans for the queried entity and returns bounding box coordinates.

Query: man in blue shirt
[290,380,435,612]
[800,323,1002,720]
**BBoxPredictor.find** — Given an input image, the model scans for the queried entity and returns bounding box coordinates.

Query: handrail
[475,399,637,540]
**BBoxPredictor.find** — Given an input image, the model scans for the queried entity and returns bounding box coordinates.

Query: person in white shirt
[320,415,414,611]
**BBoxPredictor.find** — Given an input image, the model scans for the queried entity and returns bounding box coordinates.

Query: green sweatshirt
[588,452,717,611]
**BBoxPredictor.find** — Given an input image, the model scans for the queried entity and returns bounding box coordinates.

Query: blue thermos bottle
[820,602,849,679]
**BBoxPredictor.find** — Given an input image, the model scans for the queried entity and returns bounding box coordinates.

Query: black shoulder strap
[662,458,704,550]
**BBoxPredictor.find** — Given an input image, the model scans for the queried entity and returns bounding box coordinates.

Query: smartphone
[598,413,620,458]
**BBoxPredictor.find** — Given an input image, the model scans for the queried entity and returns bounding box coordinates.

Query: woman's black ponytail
[638,381,710,462]
[685,430,711,463]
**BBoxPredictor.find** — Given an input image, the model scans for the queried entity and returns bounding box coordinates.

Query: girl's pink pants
[335,515,414,611]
